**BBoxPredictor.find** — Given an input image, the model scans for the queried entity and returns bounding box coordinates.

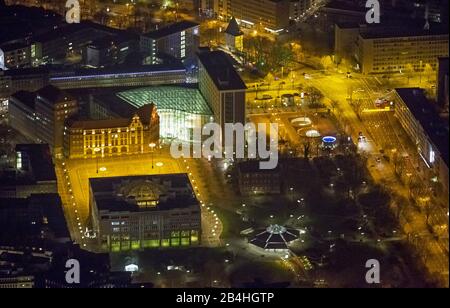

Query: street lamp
[94,147,101,173]
[149,142,156,169]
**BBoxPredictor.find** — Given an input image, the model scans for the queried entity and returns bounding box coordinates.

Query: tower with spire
[224,17,244,53]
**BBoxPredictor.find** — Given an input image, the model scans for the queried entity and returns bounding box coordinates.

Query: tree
[404,63,415,84]
[320,55,334,71]
[423,63,434,82]
[269,44,293,70]
[303,141,311,159]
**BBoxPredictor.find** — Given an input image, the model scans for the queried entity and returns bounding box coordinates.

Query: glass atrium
[117,86,213,142]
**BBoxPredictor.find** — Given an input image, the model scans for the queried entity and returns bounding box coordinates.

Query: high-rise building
[34,85,79,157]
[197,50,247,139]
[393,88,449,201]
[64,104,160,159]
[90,174,202,252]
[140,21,200,65]
[0,42,31,70]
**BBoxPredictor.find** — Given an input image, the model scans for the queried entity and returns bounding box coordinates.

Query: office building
[393,88,449,200]
[211,0,290,33]
[140,21,200,65]
[64,104,160,159]
[90,174,202,252]
[224,17,244,53]
[356,28,449,74]
[197,50,246,139]
[0,43,31,70]
[0,144,57,198]
[238,160,281,195]
[35,85,79,157]
[85,34,139,68]
[8,90,37,141]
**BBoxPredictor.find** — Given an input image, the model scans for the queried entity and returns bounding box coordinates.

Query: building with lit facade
[116,86,213,142]
[90,174,201,252]
[335,23,449,74]
[224,17,244,53]
[201,0,290,33]
[85,34,139,68]
[140,21,200,65]
[0,65,187,99]
[355,28,449,74]
[64,104,159,159]
[0,42,31,70]
[393,88,449,201]
[197,50,246,139]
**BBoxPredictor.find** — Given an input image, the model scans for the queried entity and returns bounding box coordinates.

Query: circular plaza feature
[250,224,299,252]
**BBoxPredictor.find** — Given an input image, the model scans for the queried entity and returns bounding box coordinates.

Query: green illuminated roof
[117,86,213,115]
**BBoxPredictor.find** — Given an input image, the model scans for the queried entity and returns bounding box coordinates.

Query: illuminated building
[0,65,186,99]
[140,21,200,65]
[250,225,299,252]
[0,144,57,198]
[335,23,449,73]
[393,88,449,200]
[197,50,246,139]
[116,86,213,142]
[0,42,31,70]
[203,0,289,33]
[224,17,244,53]
[238,160,281,195]
[356,28,449,74]
[64,104,159,159]
[90,174,201,252]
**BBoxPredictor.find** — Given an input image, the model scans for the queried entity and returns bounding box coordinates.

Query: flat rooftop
[395,88,449,166]
[15,144,56,182]
[90,173,200,213]
[197,50,247,91]
[142,21,199,40]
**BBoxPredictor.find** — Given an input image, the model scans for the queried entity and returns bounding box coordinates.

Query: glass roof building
[117,86,213,142]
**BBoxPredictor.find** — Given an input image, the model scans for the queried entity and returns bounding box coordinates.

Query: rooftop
[10,90,36,110]
[36,85,75,104]
[90,174,200,213]
[197,50,247,91]
[359,25,449,39]
[395,88,449,166]
[15,144,56,182]
[238,160,280,173]
[117,85,213,115]
[225,17,243,36]
[142,21,199,40]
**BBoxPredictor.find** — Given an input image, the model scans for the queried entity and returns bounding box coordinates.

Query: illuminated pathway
[56,148,223,251]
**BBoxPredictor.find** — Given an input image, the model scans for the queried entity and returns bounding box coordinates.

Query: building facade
[356,30,449,74]
[65,104,159,159]
[197,50,246,140]
[8,90,37,142]
[224,17,244,53]
[34,85,79,157]
[393,88,449,202]
[140,21,200,65]
[0,43,31,70]
[90,174,202,252]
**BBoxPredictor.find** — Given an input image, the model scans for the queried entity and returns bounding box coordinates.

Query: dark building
[0,193,70,247]
[8,90,37,141]
[85,34,139,68]
[34,85,79,157]
[140,21,200,65]
[437,57,449,111]
[238,160,281,195]
[90,174,202,252]
[0,144,57,198]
